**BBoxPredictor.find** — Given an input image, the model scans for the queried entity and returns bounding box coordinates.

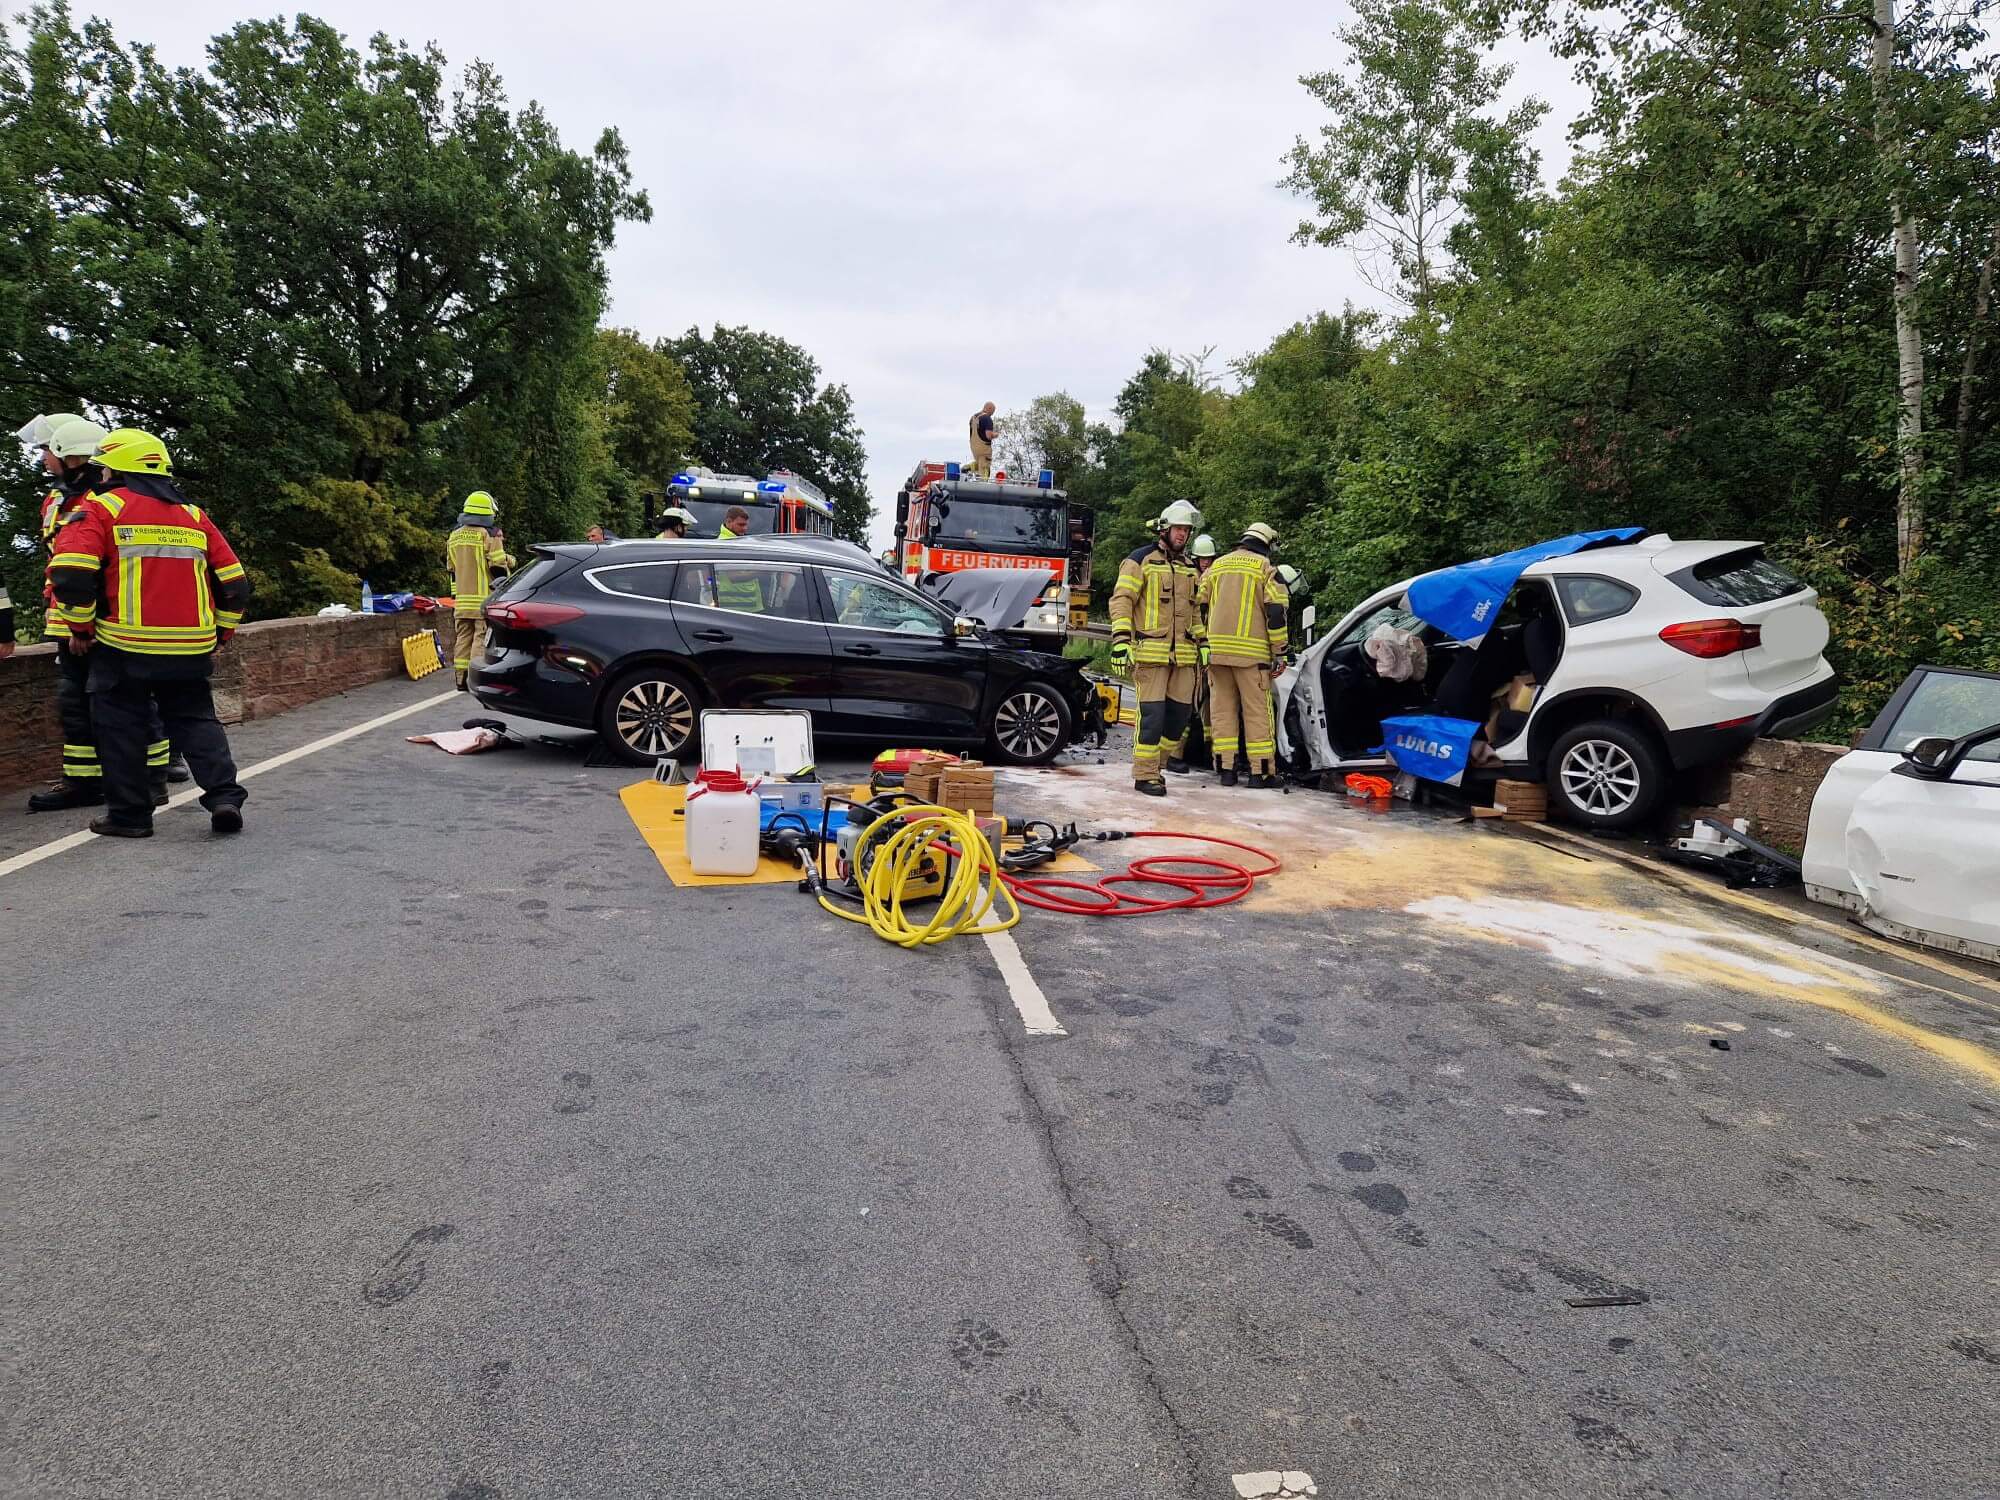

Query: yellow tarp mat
[621,780,1097,888]
[620,781,813,887]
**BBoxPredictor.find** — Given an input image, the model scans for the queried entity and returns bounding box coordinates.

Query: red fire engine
[893,461,1096,640]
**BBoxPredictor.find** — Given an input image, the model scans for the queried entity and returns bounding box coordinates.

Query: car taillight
[1659,618,1762,658]
[486,600,585,630]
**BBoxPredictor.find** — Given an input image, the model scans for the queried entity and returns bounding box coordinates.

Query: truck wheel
[1546,719,1666,832]
[597,665,702,766]
[988,683,1072,765]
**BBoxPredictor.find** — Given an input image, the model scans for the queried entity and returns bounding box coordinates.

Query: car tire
[597,664,703,766]
[1546,718,1666,831]
[987,681,1073,766]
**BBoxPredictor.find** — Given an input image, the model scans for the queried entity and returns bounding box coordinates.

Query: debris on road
[1711,1038,1732,1051]
[1232,1472,1318,1498]
[1565,1295,1649,1309]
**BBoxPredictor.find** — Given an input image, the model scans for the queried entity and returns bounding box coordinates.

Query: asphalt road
[4,676,1997,1500]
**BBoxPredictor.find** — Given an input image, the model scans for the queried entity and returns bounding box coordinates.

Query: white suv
[1276,534,1837,829]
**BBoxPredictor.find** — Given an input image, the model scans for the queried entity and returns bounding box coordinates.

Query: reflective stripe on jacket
[1196,548,1288,667]
[448,525,507,619]
[40,484,94,638]
[1108,543,1202,666]
[46,481,248,655]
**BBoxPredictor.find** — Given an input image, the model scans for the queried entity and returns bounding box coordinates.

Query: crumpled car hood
[921,568,1051,630]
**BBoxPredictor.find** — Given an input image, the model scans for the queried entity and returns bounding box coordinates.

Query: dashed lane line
[983,929,1067,1037]
[0,688,460,884]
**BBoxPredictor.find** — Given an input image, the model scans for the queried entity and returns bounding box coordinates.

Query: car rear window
[1672,548,1806,608]
[1555,575,1639,625]
[491,555,572,600]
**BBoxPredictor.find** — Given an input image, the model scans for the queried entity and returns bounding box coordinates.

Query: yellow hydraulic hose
[818,804,1021,947]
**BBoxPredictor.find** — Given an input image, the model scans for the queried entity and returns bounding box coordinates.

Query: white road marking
[982,929,1066,1037]
[0,688,459,883]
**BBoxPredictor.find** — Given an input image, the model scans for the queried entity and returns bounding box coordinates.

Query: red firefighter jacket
[47,476,249,656]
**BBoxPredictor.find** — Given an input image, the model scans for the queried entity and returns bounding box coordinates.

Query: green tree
[1,6,647,614]
[993,391,1090,485]
[1283,0,1548,314]
[591,328,696,534]
[1088,352,1224,584]
[661,324,872,543]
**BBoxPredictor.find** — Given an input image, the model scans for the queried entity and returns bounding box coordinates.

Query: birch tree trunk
[1873,0,1926,571]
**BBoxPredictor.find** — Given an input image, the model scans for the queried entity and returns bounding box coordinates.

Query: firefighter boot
[1135,780,1167,797]
[27,779,105,813]
[87,816,153,839]
[1218,768,1239,787]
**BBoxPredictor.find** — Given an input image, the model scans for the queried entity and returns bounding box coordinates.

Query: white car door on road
[1803,666,2000,962]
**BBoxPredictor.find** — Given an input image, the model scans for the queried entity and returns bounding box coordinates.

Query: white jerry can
[684,772,762,876]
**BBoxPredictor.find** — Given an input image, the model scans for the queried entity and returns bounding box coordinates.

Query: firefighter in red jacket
[17,414,180,811]
[46,429,251,838]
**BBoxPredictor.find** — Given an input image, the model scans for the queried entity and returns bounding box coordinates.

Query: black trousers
[87,652,246,828]
[55,643,170,785]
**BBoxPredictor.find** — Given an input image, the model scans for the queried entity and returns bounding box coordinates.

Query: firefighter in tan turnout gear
[446,490,513,690]
[1196,522,1289,788]
[1108,499,1204,797]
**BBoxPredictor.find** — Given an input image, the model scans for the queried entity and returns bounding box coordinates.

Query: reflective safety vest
[708,530,766,611]
[38,483,93,638]
[1108,543,1202,667]
[46,479,248,655]
[1196,548,1288,667]
[448,525,511,620]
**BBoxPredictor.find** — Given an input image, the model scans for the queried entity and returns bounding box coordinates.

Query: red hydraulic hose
[1001,830,1281,917]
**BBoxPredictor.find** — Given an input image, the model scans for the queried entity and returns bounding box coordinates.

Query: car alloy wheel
[994,688,1064,761]
[615,677,694,759]
[1558,737,1642,819]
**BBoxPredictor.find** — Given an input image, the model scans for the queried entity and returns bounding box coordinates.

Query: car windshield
[681,499,779,536]
[1880,670,2000,763]
[931,500,1067,550]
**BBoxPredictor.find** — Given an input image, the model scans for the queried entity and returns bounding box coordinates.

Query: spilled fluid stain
[1406,895,2000,1090]
[999,763,2000,1089]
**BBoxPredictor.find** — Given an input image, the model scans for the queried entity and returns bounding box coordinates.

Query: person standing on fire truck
[968,402,997,479]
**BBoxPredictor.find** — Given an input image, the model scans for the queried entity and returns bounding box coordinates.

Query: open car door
[1803,666,2000,963]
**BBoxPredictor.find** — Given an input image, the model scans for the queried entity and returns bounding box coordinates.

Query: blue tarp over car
[1404,528,1644,645]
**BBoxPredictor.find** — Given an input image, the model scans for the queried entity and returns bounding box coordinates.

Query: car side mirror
[953,615,978,639]
[1904,735,1955,770]
[1301,603,1317,647]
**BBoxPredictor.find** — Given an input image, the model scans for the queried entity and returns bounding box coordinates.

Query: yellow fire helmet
[1191,533,1218,559]
[462,490,498,518]
[48,417,110,460]
[1240,522,1279,547]
[95,428,173,474]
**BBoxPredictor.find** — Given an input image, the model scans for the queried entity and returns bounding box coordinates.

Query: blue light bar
[1038,469,1054,488]
[757,480,786,493]
[669,472,695,487]
[944,462,961,480]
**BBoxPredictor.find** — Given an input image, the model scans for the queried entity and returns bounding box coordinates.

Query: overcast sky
[78,1,1582,545]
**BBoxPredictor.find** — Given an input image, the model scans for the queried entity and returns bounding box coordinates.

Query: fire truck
[893,461,1096,643]
[656,467,836,537]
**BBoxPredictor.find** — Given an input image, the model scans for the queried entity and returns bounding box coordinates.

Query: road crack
[977,985,1208,1497]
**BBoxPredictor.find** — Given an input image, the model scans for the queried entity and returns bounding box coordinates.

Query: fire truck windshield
[931,499,1067,551]
[681,497,779,536]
